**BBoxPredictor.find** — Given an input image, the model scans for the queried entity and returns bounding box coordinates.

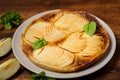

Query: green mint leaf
[3,16,9,24]
[0,10,22,30]
[83,24,89,34]
[30,71,56,80]
[88,21,96,36]
[32,38,48,50]
[9,11,15,19]
[11,20,20,25]
[83,21,96,36]
[30,72,46,80]
[0,17,3,24]
[4,23,12,30]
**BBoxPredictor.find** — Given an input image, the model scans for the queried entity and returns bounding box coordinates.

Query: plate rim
[12,9,116,78]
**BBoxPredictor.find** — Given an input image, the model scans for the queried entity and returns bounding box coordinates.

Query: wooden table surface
[0,0,120,80]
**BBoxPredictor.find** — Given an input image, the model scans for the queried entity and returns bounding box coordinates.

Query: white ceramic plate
[12,10,116,79]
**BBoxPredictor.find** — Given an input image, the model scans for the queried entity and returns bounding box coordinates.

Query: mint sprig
[30,71,56,80]
[32,38,48,50]
[0,10,22,30]
[83,21,96,36]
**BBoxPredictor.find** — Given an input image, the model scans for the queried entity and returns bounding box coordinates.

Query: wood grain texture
[0,0,120,80]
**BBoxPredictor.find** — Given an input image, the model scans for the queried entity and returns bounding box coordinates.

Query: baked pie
[21,10,109,72]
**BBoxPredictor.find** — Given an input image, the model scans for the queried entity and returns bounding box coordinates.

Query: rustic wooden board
[0,0,120,80]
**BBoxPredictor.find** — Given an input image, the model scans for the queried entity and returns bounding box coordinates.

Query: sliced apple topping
[59,33,86,52]
[54,13,89,34]
[80,34,104,56]
[43,26,66,43]
[33,46,74,67]
[24,22,50,43]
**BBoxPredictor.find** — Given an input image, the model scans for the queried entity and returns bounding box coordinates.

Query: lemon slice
[0,58,20,80]
[0,38,12,57]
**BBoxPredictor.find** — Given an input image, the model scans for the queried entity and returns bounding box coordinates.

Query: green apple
[0,58,20,80]
[0,38,12,57]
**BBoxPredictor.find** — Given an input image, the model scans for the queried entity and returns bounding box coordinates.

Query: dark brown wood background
[0,0,120,80]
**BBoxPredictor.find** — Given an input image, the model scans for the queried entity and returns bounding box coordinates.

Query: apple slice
[0,38,12,57]
[0,38,6,43]
[0,58,20,80]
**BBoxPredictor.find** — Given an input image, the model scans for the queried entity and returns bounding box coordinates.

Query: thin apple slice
[54,13,89,34]
[0,58,20,80]
[0,38,6,43]
[59,33,86,52]
[0,38,12,57]
[44,26,66,43]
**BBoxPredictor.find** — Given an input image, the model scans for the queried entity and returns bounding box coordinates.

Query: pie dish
[12,9,116,78]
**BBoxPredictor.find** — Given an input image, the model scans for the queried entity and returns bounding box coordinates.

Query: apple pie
[21,9,110,72]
